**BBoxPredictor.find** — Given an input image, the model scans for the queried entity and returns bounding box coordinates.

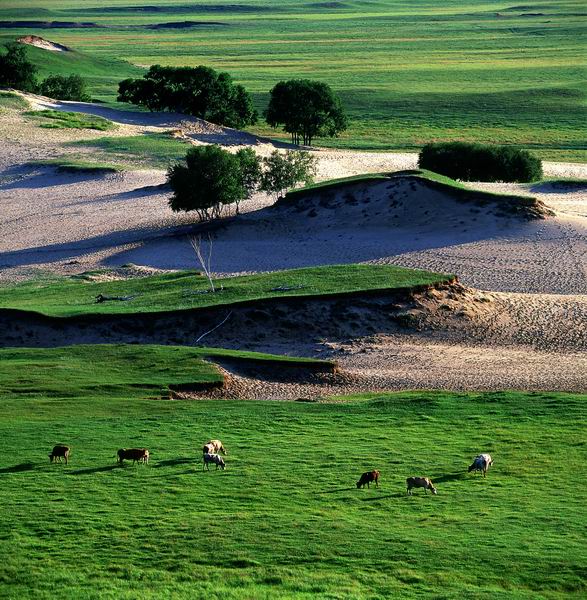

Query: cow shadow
[0,462,37,474]
[319,486,357,494]
[361,492,405,501]
[431,471,466,484]
[66,464,121,475]
[151,457,194,469]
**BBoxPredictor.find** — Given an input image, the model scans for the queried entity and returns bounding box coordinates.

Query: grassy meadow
[0,1,585,159]
[0,264,452,317]
[0,344,585,598]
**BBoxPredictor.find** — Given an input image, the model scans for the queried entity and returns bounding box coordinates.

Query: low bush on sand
[25,109,116,131]
[419,142,543,183]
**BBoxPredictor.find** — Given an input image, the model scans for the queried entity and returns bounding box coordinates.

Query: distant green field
[0,264,452,318]
[0,344,584,598]
[0,0,585,159]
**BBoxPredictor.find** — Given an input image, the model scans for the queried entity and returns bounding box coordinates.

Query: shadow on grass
[361,492,405,501]
[0,462,36,474]
[67,464,121,475]
[431,471,466,484]
[319,486,357,494]
[152,457,194,468]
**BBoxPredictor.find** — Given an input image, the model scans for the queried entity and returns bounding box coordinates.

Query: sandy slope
[0,97,585,392]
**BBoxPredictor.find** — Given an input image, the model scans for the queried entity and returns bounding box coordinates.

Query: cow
[356,470,380,488]
[117,448,149,465]
[49,445,70,464]
[203,453,226,471]
[468,453,493,477]
[406,477,437,495]
[202,439,227,456]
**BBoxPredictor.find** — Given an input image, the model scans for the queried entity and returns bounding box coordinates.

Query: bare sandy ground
[0,96,585,393]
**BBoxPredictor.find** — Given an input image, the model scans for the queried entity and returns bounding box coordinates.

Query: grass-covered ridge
[0,264,453,318]
[30,158,123,174]
[25,109,116,130]
[0,358,584,598]
[0,90,29,110]
[71,132,193,169]
[0,344,334,401]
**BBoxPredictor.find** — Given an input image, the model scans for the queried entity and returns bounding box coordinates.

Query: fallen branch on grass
[95,294,138,303]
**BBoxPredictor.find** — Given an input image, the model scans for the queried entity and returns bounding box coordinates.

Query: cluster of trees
[168,145,316,220]
[118,65,258,129]
[418,142,543,183]
[0,43,90,101]
[118,68,348,145]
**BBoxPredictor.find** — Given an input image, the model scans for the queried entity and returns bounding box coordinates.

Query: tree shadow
[0,462,36,474]
[66,464,121,475]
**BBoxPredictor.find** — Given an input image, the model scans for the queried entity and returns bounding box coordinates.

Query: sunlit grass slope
[0,1,584,158]
[0,264,452,318]
[0,349,584,598]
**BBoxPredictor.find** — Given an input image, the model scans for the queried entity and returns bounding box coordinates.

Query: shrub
[260,150,317,199]
[39,74,91,102]
[418,142,543,183]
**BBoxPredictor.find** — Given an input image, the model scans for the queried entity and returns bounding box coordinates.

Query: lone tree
[167,145,262,220]
[260,150,317,200]
[265,79,348,146]
[118,65,257,128]
[0,42,37,92]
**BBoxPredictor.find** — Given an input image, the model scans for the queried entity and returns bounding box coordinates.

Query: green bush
[418,142,543,183]
[39,74,91,102]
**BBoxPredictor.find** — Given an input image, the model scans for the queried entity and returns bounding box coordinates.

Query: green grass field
[24,109,116,130]
[0,264,452,318]
[0,344,584,598]
[1,0,585,159]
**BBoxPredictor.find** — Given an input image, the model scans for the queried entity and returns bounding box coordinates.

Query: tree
[0,42,37,92]
[265,79,347,146]
[260,150,317,200]
[39,74,90,101]
[167,145,249,220]
[118,65,258,128]
[234,148,262,213]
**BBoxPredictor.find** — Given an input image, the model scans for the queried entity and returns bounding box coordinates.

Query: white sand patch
[17,36,69,52]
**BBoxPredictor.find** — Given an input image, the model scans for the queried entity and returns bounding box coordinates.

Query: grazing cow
[356,470,380,488]
[117,448,149,465]
[202,439,227,455]
[468,453,493,477]
[406,477,437,495]
[49,445,70,464]
[203,453,226,471]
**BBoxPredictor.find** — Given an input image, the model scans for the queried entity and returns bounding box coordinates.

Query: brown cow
[49,445,70,464]
[117,448,149,465]
[356,470,380,488]
[406,477,437,495]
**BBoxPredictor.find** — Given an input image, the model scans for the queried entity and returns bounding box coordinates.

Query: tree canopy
[265,79,348,146]
[260,150,317,199]
[118,65,258,128]
[39,74,91,102]
[0,43,37,92]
